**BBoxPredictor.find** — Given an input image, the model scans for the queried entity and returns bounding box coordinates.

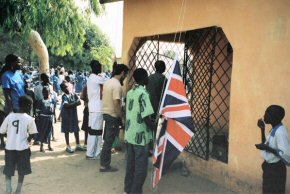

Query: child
[35,86,54,152]
[124,68,155,193]
[0,95,37,194]
[60,83,86,153]
[80,85,89,149]
[65,75,73,94]
[256,105,290,194]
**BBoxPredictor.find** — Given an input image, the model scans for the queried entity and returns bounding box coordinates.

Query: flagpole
[150,0,187,191]
[151,57,178,192]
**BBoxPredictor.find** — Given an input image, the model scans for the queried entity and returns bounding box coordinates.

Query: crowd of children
[0,55,94,193]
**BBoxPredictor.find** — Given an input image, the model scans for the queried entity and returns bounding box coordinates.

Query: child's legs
[16,149,32,176]
[84,131,88,145]
[17,175,24,183]
[45,125,52,147]
[47,131,51,147]
[5,175,12,193]
[4,150,17,177]
[65,132,70,146]
[15,175,24,194]
[74,132,80,145]
[39,129,47,145]
[51,125,54,139]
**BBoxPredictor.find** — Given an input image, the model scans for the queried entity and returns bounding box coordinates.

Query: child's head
[133,68,148,86]
[40,73,50,84]
[65,75,71,82]
[42,86,50,99]
[264,105,285,125]
[60,83,69,94]
[19,95,33,113]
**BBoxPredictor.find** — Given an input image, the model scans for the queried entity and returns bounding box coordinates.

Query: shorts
[89,112,103,130]
[3,149,32,176]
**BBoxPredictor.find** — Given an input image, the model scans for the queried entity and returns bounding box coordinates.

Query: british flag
[153,60,195,189]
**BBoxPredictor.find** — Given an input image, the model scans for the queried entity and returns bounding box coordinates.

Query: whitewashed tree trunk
[27,30,49,74]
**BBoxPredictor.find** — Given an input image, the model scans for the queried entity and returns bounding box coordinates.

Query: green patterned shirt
[125,85,154,146]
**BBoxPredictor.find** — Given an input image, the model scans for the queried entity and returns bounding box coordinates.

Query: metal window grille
[127,27,232,163]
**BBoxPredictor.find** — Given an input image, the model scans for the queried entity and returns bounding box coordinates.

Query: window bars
[127,27,232,163]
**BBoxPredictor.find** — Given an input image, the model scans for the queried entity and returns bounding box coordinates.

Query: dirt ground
[0,105,235,194]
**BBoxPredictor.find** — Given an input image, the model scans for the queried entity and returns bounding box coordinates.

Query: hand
[255,143,268,150]
[257,118,265,130]
[121,117,125,126]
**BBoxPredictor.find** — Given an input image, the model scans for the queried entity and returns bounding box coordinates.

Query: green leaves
[1,0,112,71]
[49,21,113,71]
[89,0,103,16]
[0,0,90,56]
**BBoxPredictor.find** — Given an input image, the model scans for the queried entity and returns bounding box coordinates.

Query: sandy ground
[0,105,235,194]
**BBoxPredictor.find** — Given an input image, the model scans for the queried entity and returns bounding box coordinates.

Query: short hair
[40,73,49,82]
[54,70,59,76]
[90,60,102,74]
[266,105,285,123]
[5,54,19,66]
[60,83,67,91]
[112,64,129,76]
[19,95,33,109]
[65,75,70,82]
[133,68,148,84]
[155,60,166,73]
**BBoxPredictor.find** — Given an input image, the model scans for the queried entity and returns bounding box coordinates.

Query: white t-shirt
[59,74,65,84]
[0,113,37,151]
[87,74,108,113]
[262,124,290,163]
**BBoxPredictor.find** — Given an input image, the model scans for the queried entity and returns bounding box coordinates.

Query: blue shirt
[50,75,61,93]
[1,70,25,112]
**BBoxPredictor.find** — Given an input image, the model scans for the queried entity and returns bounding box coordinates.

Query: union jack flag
[153,60,195,189]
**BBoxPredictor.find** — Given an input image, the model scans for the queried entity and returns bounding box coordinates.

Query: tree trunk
[27,30,49,74]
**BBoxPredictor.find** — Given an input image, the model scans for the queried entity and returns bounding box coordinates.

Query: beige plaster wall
[122,0,290,193]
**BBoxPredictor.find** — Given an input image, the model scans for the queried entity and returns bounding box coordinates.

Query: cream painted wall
[122,0,290,193]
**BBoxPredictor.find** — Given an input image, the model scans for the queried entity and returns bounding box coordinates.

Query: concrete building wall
[122,0,290,193]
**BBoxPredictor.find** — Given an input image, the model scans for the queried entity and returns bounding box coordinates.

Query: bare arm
[63,100,81,109]
[3,88,13,113]
[63,94,81,109]
[113,99,125,125]
[113,99,123,119]
[257,119,266,143]
[144,116,155,131]
[255,144,279,156]
[80,85,87,101]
